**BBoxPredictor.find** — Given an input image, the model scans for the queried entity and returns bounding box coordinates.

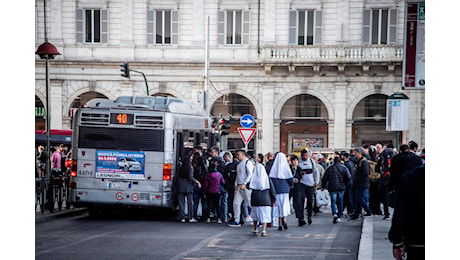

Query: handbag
[316,189,329,207]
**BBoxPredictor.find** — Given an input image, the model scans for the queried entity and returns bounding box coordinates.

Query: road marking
[313,224,340,260]
[169,228,230,260]
[286,233,311,239]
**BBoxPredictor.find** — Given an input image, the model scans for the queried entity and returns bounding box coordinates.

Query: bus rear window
[78,126,164,152]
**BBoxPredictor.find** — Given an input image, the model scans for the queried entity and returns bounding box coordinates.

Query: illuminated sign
[110,113,134,125]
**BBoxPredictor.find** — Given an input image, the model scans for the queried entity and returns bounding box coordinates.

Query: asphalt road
[36,208,362,260]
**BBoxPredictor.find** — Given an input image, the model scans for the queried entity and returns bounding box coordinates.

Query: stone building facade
[35,0,425,154]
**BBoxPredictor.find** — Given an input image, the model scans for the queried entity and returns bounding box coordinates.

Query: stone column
[261,83,275,154]
[333,82,348,149]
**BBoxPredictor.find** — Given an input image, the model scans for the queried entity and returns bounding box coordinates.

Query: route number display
[110,113,134,125]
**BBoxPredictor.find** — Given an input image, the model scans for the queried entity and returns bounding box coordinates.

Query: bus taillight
[163,163,172,180]
[71,160,77,177]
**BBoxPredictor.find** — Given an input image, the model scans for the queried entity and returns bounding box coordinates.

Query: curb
[357,216,373,260]
[35,208,87,224]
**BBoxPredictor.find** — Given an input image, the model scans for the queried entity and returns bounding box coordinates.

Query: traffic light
[120,62,130,79]
[218,118,231,136]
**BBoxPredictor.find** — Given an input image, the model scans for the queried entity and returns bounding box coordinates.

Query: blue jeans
[219,189,228,221]
[353,187,372,217]
[330,191,345,218]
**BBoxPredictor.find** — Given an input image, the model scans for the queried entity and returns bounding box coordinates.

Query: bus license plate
[108,181,131,189]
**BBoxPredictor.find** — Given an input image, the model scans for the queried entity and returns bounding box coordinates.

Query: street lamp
[36,41,60,212]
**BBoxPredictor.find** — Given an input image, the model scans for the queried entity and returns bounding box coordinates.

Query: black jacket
[389,151,423,191]
[322,163,351,192]
[250,178,276,207]
[353,157,370,189]
[388,165,425,247]
[376,148,395,186]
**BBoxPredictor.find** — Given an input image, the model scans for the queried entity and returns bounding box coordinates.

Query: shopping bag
[316,189,329,207]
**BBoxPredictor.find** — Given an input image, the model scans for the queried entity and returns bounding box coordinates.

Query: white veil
[269,152,293,179]
[250,163,270,190]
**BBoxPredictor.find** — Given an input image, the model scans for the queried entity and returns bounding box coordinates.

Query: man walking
[228,149,254,227]
[349,147,372,221]
[294,149,319,226]
[322,156,351,223]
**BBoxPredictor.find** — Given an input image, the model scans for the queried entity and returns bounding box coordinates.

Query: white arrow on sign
[238,128,256,145]
[241,118,253,125]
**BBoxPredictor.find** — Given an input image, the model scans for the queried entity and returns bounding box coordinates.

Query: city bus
[69,96,215,215]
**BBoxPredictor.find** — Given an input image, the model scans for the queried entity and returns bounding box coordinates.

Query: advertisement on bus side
[95,150,145,179]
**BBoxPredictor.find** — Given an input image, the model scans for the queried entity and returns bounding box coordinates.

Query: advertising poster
[96,150,145,179]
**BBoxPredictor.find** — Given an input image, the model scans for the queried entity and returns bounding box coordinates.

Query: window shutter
[363,9,371,45]
[217,10,225,45]
[288,10,297,45]
[388,8,397,44]
[101,9,108,43]
[314,10,323,44]
[147,10,154,44]
[242,10,250,45]
[76,8,84,43]
[171,10,179,44]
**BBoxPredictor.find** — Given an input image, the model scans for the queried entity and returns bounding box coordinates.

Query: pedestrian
[203,158,225,224]
[289,155,301,201]
[191,152,207,221]
[376,144,395,220]
[408,141,418,154]
[51,144,65,176]
[250,162,276,237]
[349,147,373,221]
[256,153,264,165]
[389,144,423,208]
[37,145,47,178]
[321,156,351,224]
[174,153,201,223]
[294,149,320,226]
[223,151,237,222]
[341,152,355,217]
[264,152,275,173]
[269,152,294,231]
[209,146,228,223]
[312,154,325,215]
[368,145,382,216]
[389,165,425,260]
[228,149,254,227]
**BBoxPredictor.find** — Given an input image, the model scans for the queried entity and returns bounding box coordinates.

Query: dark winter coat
[250,178,276,207]
[389,151,423,191]
[389,165,425,247]
[322,163,351,192]
[376,148,395,186]
[204,171,225,195]
[174,167,196,194]
[353,157,370,189]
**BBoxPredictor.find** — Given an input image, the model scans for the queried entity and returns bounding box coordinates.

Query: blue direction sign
[240,114,255,128]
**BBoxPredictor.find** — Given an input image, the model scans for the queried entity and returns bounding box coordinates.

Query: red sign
[131,193,139,202]
[238,128,256,145]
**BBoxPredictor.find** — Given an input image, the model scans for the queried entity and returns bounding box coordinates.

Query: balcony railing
[263,45,404,64]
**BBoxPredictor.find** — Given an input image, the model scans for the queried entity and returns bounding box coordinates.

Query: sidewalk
[35,201,87,223]
[358,211,394,260]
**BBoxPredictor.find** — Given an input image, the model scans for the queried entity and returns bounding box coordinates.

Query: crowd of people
[173,142,425,246]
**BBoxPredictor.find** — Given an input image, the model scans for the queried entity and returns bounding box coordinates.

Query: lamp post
[36,41,61,211]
